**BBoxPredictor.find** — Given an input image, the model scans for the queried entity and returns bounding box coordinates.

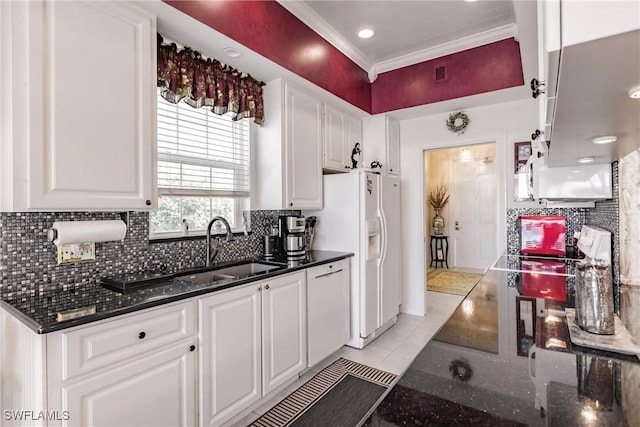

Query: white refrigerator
[306,171,401,349]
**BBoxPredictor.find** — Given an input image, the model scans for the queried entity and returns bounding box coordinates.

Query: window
[150,91,251,237]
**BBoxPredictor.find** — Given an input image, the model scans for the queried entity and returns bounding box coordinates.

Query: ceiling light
[629,86,640,99]
[578,157,594,163]
[222,47,242,58]
[593,136,617,145]
[459,148,472,162]
[358,28,374,39]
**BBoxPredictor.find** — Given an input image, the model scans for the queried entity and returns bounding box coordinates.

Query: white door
[21,1,156,210]
[380,176,401,325]
[63,344,196,427]
[361,173,381,338]
[451,158,497,270]
[284,84,323,209]
[199,284,262,426]
[262,272,307,395]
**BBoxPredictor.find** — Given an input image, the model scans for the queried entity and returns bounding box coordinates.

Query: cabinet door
[22,1,156,210]
[61,343,196,427]
[199,284,262,426]
[284,84,323,209]
[386,117,400,176]
[324,104,349,171]
[262,272,307,395]
[306,260,350,367]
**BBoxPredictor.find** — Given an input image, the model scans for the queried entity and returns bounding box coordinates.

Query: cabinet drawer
[57,300,195,381]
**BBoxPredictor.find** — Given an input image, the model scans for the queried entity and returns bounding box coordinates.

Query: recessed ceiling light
[222,47,242,58]
[578,157,595,163]
[358,28,374,39]
[629,85,640,99]
[593,136,617,145]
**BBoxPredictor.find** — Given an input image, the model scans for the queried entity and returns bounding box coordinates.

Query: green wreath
[446,112,470,135]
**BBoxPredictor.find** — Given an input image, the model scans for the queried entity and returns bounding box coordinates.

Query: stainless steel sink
[177,271,236,285]
[212,262,283,278]
[175,262,284,285]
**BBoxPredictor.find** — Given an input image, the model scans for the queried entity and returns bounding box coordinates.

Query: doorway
[424,143,497,273]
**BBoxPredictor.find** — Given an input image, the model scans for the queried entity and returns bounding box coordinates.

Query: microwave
[520,215,566,256]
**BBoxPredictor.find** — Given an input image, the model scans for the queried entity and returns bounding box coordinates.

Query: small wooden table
[429,235,449,268]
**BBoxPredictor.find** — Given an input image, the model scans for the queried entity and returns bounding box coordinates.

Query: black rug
[251,358,397,427]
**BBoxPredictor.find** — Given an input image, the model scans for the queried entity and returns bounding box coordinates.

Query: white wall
[399,98,538,315]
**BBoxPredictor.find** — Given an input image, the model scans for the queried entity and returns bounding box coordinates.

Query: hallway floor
[234,291,463,426]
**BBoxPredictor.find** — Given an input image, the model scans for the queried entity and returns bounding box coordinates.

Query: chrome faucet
[206,216,234,267]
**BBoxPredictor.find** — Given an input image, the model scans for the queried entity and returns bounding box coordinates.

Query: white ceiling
[279,0,517,80]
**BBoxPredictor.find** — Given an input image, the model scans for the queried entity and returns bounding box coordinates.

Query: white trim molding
[275,2,518,81]
[374,24,518,75]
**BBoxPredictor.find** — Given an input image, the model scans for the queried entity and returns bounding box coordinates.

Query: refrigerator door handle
[378,214,387,264]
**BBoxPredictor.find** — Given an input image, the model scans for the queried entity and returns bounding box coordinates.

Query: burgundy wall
[164,0,371,113]
[371,38,525,114]
[164,2,525,115]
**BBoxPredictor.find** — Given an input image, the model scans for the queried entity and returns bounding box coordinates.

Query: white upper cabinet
[254,79,323,210]
[362,115,400,176]
[386,116,400,176]
[323,104,362,172]
[1,1,157,211]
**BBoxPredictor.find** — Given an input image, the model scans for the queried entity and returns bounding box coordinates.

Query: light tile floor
[233,291,463,426]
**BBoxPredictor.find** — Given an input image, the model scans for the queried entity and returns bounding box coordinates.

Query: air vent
[435,66,446,81]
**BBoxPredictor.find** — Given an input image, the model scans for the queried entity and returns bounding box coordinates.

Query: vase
[432,208,444,235]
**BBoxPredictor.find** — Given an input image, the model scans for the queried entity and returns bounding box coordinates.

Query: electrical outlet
[57,243,96,264]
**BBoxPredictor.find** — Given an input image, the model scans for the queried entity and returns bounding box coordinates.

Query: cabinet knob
[189,345,196,352]
[265,284,270,290]
[138,331,146,339]
[289,202,293,207]
[390,168,393,172]
[531,129,542,141]
[145,200,151,206]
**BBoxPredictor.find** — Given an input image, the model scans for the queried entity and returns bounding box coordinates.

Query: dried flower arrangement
[428,183,450,209]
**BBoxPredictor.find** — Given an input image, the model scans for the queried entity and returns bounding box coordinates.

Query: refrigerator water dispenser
[366,218,380,260]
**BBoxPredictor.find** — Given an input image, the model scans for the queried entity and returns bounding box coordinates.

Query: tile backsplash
[507,161,621,312]
[0,210,298,300]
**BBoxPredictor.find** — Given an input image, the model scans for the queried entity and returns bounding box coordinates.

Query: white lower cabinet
[198,282,263,426]
[199,271,307,426]
[1,264,345,427]
[45,300,197,427]
[261,272,307,395]
[61,343,195,427]
[306,259,350,367]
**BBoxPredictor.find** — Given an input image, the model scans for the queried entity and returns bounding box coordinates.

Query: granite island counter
[366,264,640,426]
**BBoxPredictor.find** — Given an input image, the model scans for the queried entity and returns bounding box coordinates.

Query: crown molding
[373,24,518,75]
[276,0,373,72]
[276,1,518,81]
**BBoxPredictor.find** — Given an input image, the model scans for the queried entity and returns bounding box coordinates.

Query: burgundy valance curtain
[157,35,265,125]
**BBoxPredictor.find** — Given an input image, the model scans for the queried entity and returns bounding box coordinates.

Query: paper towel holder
[46,212,130,243]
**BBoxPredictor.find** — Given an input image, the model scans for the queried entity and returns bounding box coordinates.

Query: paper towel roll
[51,220,127,245]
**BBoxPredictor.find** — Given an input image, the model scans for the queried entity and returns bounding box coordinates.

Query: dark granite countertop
[367,267,640,426]
[0,250,352,334]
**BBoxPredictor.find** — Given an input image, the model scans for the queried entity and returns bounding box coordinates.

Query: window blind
[157,93,250,197]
